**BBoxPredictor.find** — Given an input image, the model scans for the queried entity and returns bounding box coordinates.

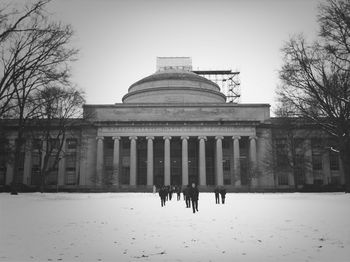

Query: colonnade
[96,135,258,186]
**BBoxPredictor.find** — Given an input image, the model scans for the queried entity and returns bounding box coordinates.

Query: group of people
[214,186,227,204]
[158,183,199,213]
[157,184,226,214]
[158,185,182,207]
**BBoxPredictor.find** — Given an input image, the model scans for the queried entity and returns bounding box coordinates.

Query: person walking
[159,186,167,207]
[168,185,173,201]
[220,187,227,204]
[189,182,199,213]
[214,186,220,204]
[176,186,181,201]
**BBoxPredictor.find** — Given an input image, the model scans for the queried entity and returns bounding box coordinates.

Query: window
[49,139,60,151]
[31,154,41,185]
[278,173,289,185]
[65,154,76,185]
[222,138,230,149]
[294,154,305,185]
[105,139,114,149]
[311,138,323,171]
[311,138,323,150]
[312,154,322,170]
[330,151,339,171]
[293,138,304,149]
[275,139,288,167]
[122,139,129,149]
[66,139,77,150]
[33,139,42,151]
[223,159,230,171]
[65,154,76,171]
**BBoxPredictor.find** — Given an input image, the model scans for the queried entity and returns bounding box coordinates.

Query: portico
[95,126,258,188]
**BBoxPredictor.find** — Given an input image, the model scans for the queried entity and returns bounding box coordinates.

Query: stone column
[181,136,189,186]
[96,136,104,185]
[249,136,258,187]
[58,138,66,186]
[129,136,137,186]
[198,136,207,186]
[215,136,224,186]
[6,139,15,185]
[146,136,154,186]
[163,136,171,186]
[23,140,32,185]
[112,136,121,186]
[233,136,241,186]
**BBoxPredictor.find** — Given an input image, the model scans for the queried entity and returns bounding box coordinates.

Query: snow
[0,193,349,262]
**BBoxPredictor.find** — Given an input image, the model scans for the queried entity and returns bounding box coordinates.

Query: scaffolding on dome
[192,70,241,103]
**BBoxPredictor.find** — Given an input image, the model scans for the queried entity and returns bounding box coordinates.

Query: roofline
[84,103,271,108]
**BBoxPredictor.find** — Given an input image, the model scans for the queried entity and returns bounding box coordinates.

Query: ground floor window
[278,172,289,185]
[65,153,77,185]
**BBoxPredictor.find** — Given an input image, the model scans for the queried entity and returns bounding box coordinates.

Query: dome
[122,69,226,103]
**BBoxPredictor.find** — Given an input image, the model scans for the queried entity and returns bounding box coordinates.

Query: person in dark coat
[184,185,191,208]
[159,186,167,207]
[176,186,181,201]
[168,185,173,201]
[220,187,227,204]
[214,186,220,204]
[189,183,199,213]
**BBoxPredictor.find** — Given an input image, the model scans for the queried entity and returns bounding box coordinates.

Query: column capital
[232,135,241,140]
[181,136,189,140]
[112,136,121,141]
[129,136,138,140]
[198,136,207,141]
[249,136,258,140]
[215,136,224,140]
[96,136,104,141]
[163,136,172,140]
[146,136,154,140]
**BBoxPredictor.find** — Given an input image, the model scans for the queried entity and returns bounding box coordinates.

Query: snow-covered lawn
[0,193,349,262]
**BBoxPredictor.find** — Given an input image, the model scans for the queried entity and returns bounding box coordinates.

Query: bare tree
[0,0,50,118]
[0,1,78,194]
[27,86,85,192]
[277,0,350,192]
[268,116,314,189]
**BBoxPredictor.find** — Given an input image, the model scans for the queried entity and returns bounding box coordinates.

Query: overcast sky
[42,0,325,108]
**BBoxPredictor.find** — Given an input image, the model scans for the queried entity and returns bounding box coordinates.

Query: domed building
[0,57,345,191]
[82,59,273,189]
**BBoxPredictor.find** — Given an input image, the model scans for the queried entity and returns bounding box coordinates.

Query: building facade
[0,65,345,191]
